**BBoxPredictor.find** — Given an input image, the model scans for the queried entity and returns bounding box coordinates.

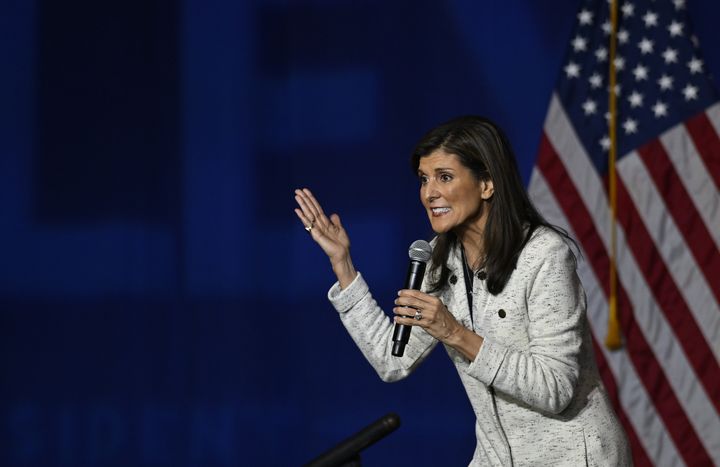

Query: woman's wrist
[444,325,483,361]
[331,255,357,289]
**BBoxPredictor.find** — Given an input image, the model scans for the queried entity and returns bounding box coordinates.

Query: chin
[429,221,453,234]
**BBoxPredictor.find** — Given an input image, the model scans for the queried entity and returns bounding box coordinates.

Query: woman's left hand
[393,290,464,344]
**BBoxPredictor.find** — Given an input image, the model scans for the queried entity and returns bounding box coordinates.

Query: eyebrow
[417,167,456,174]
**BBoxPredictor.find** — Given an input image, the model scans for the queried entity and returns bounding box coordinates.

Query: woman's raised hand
[294,188,357,288]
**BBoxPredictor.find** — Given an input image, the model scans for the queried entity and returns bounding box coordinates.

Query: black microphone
[304,413,401,467]
[392,239,432,357]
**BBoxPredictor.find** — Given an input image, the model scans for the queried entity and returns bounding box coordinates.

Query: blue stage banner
[2,0,719,465]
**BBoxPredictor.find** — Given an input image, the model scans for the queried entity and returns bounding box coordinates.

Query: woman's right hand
[294,188,357,288]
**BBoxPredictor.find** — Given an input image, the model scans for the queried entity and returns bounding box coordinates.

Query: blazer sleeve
[465,232,585,414]
[328,272,439,382]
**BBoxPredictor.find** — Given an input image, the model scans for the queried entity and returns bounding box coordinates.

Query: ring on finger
[305,219,315,231]
[413,310,423,321]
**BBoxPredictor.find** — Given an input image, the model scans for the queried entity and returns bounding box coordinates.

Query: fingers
[396,289,435,309]
[301,188,327,220]
[294,208,314,231]
[294,188,329,229]
[294,190,317,223]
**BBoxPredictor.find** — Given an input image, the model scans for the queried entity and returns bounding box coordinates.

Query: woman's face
[418,150,494,234]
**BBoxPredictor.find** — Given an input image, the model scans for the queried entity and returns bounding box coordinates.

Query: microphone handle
[392,260,426,357]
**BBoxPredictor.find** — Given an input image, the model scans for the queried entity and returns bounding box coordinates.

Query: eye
[419,174,429,185]
[439,173,453,183]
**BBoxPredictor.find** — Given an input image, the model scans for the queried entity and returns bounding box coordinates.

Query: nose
[422,179,440,204]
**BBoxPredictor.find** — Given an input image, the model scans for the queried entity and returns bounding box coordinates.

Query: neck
[456,224,485,270]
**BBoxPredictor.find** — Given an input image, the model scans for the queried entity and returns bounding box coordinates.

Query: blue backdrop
[2,1,719,465]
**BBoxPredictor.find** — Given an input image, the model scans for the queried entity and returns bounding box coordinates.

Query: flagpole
[606,0,622,350]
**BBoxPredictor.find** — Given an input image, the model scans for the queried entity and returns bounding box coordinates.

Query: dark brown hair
[411,116,575,295]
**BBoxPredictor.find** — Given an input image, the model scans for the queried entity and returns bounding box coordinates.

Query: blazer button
[477,270,487,280]
[498,309,506,318]
[449,275,457,285]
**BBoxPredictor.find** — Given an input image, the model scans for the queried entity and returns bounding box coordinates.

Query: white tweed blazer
[328,227,631,466]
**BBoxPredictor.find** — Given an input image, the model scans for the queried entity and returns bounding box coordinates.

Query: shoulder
[519,225,577,271]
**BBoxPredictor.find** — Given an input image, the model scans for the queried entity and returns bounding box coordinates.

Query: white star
[623,118,639,134]
[638,38,654,54]
[618,29,630,44]
[662,47,678,64]
[633,64,649,81]
[673,0,685,9]
[605,112,611,122]
[688,57,704,74]
[652,101,668,117]
[682,84,698,100]
[589,73,603,88]
[572,35,588,52]
[642,11,658,27]
[564,61,581,78]
[582,99,598,115]
[610,83,622,96]
[595,47,608,62]
[658,74,674,91]
[602,21,612,35]
[614,56,626,71]
[668,21,684,37]
[599,135,611,151]
[621,3,635,18]
[578,9,594,25]
[628,91,644,108]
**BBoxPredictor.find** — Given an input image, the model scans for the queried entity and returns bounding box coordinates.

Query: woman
[294,116,631,466]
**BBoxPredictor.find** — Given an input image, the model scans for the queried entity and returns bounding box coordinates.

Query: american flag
[528,0,720,465]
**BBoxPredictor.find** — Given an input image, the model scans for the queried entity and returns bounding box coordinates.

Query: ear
[480,179,494,200]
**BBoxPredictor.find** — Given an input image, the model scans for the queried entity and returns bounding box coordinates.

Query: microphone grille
[408,240,432,263]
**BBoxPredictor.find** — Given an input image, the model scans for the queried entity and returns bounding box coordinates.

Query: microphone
[392,239,432,357]
[304,413,401,467]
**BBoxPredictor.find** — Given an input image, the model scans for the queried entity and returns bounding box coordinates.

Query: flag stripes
[531,89,720,463]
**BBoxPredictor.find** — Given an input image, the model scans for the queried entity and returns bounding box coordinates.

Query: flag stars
[642,11,658,27]
[572,35,588,52]
[652,101,668,118]
[662,47,678,64]
[578,9,594,25]
[688,57,704,74]
[673,0,685,9]
[658,74,674,91]
[599,135,611,151]
[614,56,626,71]
[682,84,698,100]
[589,73,603,89]
[582,99,598,115]
[621,2,635,18]
[632,64,649,81]
[628,91,644,108]
[618,29,630,44]
[564,61,581,78]
[602,20,612,35]
[638,38,654,54]
[596,47,608,62]
[668,21,684,37]
[623,118,639,134]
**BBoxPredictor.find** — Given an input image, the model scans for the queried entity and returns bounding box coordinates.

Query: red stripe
[685,111,720,189]
[637,138,720,306]
[536,133,713,465]
[615,171,720,407]
[591,336,653,466]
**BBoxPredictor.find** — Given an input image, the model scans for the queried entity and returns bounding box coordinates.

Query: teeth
[432,208,450,214]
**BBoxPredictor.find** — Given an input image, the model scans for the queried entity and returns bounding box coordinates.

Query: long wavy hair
[411,116,575,295]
